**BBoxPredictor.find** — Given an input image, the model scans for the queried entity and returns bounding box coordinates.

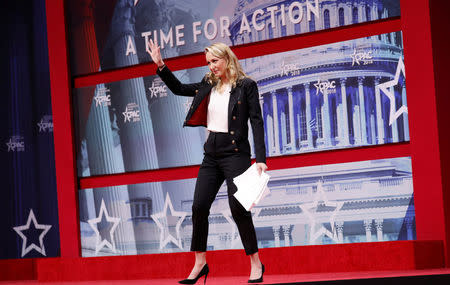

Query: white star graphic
[148,82,159,98]
[350,49,359,66]
[88,199,121,255]
[376,56,408,126]
[6,138,15,151]
[93,96,103,107]
[151,193,187,250]
[300,181,343,245]
[220,210,240,248]
[13,209,52,257]
[122,106,136,122]
[37,120,53,132]
[313,79,323,95]
[37,120,46,132]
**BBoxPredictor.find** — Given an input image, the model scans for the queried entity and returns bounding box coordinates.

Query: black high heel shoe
[248,263,265,283]
[179,264,209,284]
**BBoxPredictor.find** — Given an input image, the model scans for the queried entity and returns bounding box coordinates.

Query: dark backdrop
[0,0,60,259]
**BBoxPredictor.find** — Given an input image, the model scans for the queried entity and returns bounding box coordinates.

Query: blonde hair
[204,42,247,88]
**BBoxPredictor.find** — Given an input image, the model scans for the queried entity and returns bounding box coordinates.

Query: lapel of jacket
[228,84,241,127]
[192,85,213,109]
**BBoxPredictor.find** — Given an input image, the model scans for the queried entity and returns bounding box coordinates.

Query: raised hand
[147,39,164,67]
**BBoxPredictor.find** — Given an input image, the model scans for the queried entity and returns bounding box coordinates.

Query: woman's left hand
[256,162,268,176]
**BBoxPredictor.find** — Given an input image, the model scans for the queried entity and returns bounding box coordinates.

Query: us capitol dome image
[230,0,407,156]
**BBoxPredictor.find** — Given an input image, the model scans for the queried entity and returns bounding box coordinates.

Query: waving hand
[147,39,165,68]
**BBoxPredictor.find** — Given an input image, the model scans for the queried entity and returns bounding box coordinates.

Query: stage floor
[1,269,450,285]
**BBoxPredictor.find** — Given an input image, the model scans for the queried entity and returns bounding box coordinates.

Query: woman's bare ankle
[194,252,207,267]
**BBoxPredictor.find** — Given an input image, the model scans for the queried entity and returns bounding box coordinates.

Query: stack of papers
[233,163,270,211]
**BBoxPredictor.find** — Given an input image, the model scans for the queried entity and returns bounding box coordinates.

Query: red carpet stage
[0,241,446,282]
[1,269,450,284]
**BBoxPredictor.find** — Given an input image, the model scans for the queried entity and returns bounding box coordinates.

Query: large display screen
[66,0,401,75]
[74,31,409,177]
[78,157,415,257]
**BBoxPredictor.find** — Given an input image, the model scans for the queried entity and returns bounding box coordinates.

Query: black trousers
[190,132,258,255]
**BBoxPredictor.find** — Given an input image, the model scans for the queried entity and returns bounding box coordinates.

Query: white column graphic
[109,3,165,254]
[282,225,291,247]
[273,226,281,247]
[406,217,414,240]
[85,85,136,255]
[335,221,344,243]
[353,102,361,145]
[266,114,275,154]
[374,77,385,144]
[375,219,384,241]
[287,87,296,149]
[390,86,399,143]
[281,112,287,149]
[305,83,314,148]
[401,79,410,141]
[364,219,372,242]
[340,78,350,145]
[358,77,368,145]
[272,91,281,154]
[323,89,331,146]
[370,114,376,145]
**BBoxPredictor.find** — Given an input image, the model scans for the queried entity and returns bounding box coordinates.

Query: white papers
[233,163,270,211]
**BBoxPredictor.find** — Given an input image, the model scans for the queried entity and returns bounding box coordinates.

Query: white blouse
[207,84,231,133]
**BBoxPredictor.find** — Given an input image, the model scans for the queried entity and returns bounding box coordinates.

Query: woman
[147,40,267,284]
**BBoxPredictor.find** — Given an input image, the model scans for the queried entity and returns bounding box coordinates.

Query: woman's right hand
[147,39,164,68]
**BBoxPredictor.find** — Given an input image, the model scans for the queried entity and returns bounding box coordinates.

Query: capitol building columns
[401,79,410,141]
[287,87,296,151]
[273,226,281,247]
[364,219,373,242]
[375,219,384,241]
[374,77,385,144]
[335,221,344,243]
[390,85,400,143]
[282,225,291,246]
[271,91,281,155]
[358,77,368,145]
[322,89,332,147]
[305,83,314,149]
[339,78,350,146]
[261,72,406,154]
[406,217,415,240]
[301,6,308,33]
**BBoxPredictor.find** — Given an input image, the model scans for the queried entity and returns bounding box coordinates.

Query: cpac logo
[6,137,25,152]
[148,79,168,98]
[37,115,53,133]
[351,49,373,66]
[280,62,301,77]
[314,79,336,95]
[122,103,141,123]
[94,87,111,107]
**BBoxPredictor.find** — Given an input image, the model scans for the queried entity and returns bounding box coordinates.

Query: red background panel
[45,0,81,258]
[400,0,448,260]
[428,0,450,264]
